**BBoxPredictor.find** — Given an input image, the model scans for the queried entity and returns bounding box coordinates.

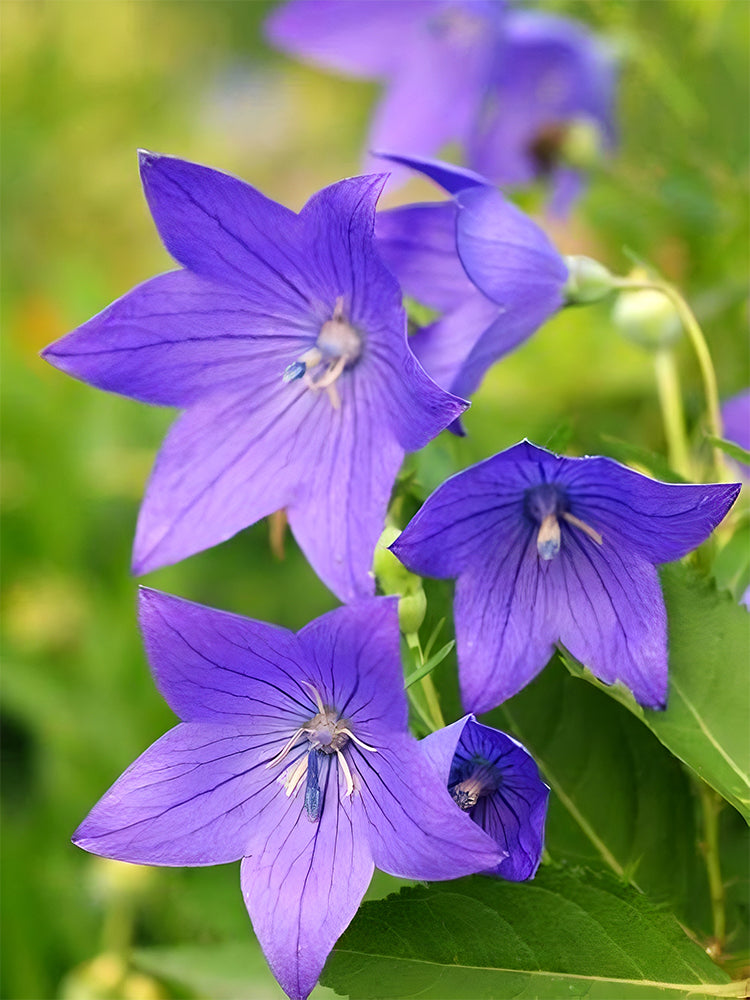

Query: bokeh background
[2,1,749,998]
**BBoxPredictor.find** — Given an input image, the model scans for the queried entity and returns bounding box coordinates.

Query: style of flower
[42,153,465,602]
[421,714,548,881]
[391,440,741,712]
[375,155,568,408]
[73,591,503,1000]
[266,0,615,211]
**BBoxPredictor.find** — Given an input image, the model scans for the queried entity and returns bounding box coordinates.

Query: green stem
[653,347,692,479]
[698,781,726,952]
[615,279,726,477]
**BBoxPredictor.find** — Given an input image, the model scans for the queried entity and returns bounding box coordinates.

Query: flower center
[282,296,362,410]
[450,757,501,811]
[265,681,376,822]
[524,482,602,560]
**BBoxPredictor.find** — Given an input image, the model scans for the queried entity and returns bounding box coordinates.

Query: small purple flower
[422,714,549,881]
[73,591,502,1000]
[375,156,568,402]
[391,441,740,712]
[266,1,615,209]
[42,154,465,602]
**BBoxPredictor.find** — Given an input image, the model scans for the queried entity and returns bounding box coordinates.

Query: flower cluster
[41,3,744,999]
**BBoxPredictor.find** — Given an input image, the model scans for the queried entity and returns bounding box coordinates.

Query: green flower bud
[612,286,682,350]
[560,117,605,171]
[563,255,617,305]
[398,589,427,635]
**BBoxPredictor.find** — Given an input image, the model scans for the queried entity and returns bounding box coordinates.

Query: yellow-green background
[2,1,748,997]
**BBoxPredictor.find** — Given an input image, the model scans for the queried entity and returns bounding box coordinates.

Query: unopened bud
[373,526,427,633]
[612,286,681,350]
[398,589,427,635]
[563,255,617,305]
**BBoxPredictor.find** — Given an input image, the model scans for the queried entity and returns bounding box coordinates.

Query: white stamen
[336,749,355,797]
[339,727,378,754]
[562,511,603,546]
[282,756,309,797]
[300,680,326,715]
[266,726,306,769]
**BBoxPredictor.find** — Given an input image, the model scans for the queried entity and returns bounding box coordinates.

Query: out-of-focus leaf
[597,433,689,482]
[706,436,750,468]
[322,869,739,999]
[712,520,750,603]
[562,563,750,821]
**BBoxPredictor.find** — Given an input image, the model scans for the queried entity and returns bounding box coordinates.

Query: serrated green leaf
[322,868,740,999]
[561,563,750,821]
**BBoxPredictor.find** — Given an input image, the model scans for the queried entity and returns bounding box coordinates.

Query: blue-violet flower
[391,440,740,712]
[42,154,465,602]
[73,591,503,1000]
[422,714,549,881]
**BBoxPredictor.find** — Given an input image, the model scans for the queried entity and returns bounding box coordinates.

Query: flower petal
[556,455,741,564]
[453,524,557,713]
[373,152,490,196]
[297,597,407,737]
[138,588,312,728]
[353,733,504,880]
[73,723,281,866]
[132,379,316,575]
[455,184,567,307]
[555,531,669,709]
[375,201,473,312]
[139,152,315,315]
[241,765,374,1000]
[41,270,312,408]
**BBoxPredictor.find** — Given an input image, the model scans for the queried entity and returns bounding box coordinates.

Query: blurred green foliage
[1,1,748,997]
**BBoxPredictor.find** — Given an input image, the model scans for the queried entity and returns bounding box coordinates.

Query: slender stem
[698,781,726,953]
[615,279,726,476]
[653,348,692,479]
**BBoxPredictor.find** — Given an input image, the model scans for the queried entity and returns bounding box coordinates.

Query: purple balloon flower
[42,153,465,602]
[375,155,568,403]
[266,0,615,209]
[422,714,549,881]
[73,591,502,1000]
[391,441,741,713]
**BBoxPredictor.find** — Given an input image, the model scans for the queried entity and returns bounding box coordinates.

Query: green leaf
[133,941,337,1000]
[712,520,750,603]
[597,433,689,482]
[706,435,750,467]
[322,868,740,999]
[561,563,750,821]
[404,641,455,689]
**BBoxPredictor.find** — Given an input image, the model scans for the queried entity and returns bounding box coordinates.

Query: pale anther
[537,512,561,560]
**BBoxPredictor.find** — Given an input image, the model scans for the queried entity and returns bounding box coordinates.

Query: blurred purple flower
[422,714,548,881]
[375,155,567,409]
[391,440,740,712]
[266,0,616,210]
[74,591,502,1000]
[721,389,750,478]
[42,153,465,602]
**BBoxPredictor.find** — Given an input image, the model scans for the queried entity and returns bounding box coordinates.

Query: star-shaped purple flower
[266,1,615,210]
[375,155,568,404]
[391,441,741,712]
[42,154,465,602]
[422,714,549,881]
[73,591,502,1000]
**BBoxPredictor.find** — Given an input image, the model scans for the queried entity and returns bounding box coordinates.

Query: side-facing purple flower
[421,714,548,881]
[469,9,617,215]
[375,156,567,402]
[391,441,740,712]
[42,154,465,602]
[266,1,615,209]
[73,592,502,1000]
